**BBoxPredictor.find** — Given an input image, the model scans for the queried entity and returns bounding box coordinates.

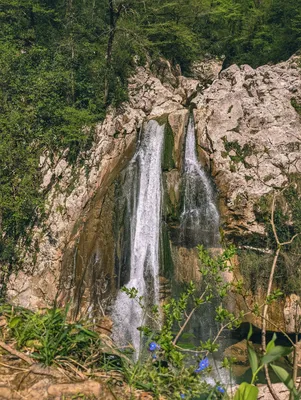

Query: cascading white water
[181,116,220,247]
[181,117,233,385]
[112,120,165,355]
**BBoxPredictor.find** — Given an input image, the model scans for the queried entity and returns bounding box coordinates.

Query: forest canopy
[0,0,301,265]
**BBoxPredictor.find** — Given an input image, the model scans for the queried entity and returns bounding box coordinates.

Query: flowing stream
[112,120,165,355]
[181,116,220,248]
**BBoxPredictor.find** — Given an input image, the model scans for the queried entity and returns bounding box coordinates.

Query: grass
[0,304,122,369]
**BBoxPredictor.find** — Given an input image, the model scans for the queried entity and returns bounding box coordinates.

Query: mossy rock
[153,114,169,126]
[160,222,174,279]
[162,121,176,171]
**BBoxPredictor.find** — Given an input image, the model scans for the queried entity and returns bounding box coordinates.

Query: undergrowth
[0,244,298,399]
[0,304,121,369]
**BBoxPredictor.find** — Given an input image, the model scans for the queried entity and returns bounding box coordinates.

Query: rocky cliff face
[6,59,200,312]
[193,57,301,241]
[7,56,301,331]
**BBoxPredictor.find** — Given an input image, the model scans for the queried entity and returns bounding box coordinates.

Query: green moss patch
[162,121,176,171]
[222,136,255,169]
[291,98,301,116]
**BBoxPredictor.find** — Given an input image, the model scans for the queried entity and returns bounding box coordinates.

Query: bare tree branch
[261,191,300,400]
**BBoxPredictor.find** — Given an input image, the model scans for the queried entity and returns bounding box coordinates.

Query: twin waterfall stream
[113,116,220,358]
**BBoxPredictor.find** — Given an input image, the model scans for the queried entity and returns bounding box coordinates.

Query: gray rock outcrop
[194,56,301,241]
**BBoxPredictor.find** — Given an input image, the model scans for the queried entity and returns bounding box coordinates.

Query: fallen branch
[0,341,34,365]
[29,364,62,379]
[0,361,28,371]
[238,245,273,254]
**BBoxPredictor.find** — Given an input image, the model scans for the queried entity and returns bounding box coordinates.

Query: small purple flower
[194,357,209,373]
[180,394,185,399]
[217,386,225,394]
[148,342,160,352]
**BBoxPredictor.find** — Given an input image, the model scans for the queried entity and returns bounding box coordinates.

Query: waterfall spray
[112,120,165,355]
[181,116,220,247]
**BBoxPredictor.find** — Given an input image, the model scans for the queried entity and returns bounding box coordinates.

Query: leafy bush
[118,246,241,399]
[1,304,102,366]
[0,243,299,399]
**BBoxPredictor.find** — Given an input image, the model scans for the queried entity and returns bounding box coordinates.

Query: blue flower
[217,386,225,394]
[152,353,157,359]
[194,357,209,373]
[180,394,185,399]
[148,342,160,352]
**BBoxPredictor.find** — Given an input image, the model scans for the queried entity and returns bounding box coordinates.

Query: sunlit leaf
[233,382,259,400]
[270,364,299,398]
[261,346,292,365]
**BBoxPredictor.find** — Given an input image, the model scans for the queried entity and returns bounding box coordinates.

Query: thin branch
[0,361,28,371]
[262,251,281,399]
[0,341,34,365]
[280,233,299,247]
[261,189,300,400]
[271,193,280,246]
[210,313,250,348]
[172,306,197,346]
[291,306,299,400]
[174,345,205,354]
[172,286,208,346]
[262,315,295,348]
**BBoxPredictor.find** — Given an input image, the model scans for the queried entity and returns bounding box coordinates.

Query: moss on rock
[162,121,176,171]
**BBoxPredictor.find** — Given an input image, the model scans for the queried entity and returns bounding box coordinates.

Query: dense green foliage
[1,0,301,269]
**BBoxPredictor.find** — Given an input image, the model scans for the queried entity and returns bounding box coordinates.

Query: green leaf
[266,333,277,353]
[9,316,22,328]
[233,382,259,400]
[247,345,258,375]
[261,346,292,365]
[247,324,253,341]
[270,364,299,399]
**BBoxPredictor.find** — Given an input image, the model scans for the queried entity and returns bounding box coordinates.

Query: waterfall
[180,116,220,341]
[179,117,232,385]
[112,120,165,355]
[181,116,220,248]
[112,116,221,358]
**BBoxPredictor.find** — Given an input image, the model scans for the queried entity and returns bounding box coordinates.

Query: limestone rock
[223,339,260,365]
[168,109,189,169]
[194,55,301,241]
[191,57,223,87]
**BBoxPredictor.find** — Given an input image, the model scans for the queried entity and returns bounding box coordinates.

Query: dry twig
[0,341,34,365]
